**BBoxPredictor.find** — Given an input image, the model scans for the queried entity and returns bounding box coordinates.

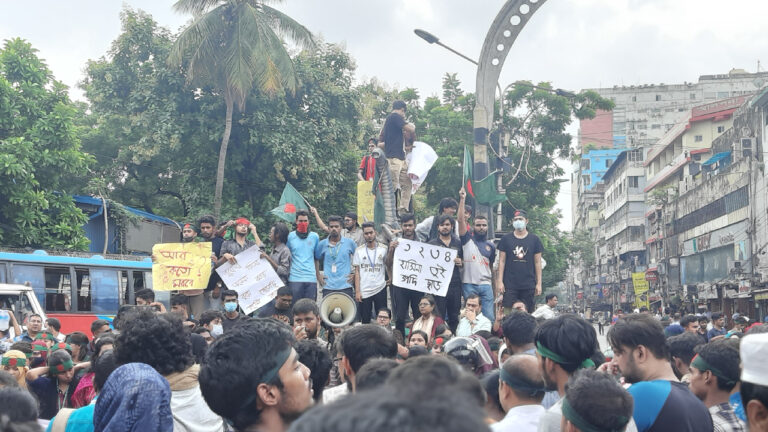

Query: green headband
[536,341,595,369]
[499,368,546,396]
[52,343,72,353]
[226,346,293,427]
[562,396,629,432]
[1,356,27,368]
[260,347,293,384]
[691,354,737,387]
[33,343,49,352]
[49,359,74,375]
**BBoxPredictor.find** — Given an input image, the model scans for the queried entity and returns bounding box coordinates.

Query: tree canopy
[0,38,92,250]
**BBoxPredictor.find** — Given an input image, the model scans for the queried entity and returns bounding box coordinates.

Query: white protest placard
[216,245,284,315]
[392,238,457,297]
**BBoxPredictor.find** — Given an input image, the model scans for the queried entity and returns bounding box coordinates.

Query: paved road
[594,323,609,352]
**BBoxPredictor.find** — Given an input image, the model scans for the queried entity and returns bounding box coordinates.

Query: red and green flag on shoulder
[463,145,506,206]
[270,183,309,222]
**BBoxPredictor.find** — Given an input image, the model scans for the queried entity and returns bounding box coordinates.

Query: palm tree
[169,0,315,219]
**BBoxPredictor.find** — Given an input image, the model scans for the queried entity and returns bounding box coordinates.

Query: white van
[0,283,47,341]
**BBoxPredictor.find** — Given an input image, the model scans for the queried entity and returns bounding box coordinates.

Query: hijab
[94,363,173,432]
[1,350,29,388]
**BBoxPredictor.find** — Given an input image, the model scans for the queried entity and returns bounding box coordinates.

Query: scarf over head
[1,350,29,387]
[94,363,173,432]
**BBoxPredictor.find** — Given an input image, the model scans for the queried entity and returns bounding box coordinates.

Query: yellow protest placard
[152,242,212,291]
[632,272,650,309]
[357,180,375,223]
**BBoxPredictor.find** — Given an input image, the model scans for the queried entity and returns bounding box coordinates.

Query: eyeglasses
[418,303,431,307]
[377,315,390,320]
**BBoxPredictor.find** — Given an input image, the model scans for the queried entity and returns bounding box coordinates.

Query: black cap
[513,209,527,218]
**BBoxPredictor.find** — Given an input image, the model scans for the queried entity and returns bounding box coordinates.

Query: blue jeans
[289,281,317,303]
[463,283,495,322]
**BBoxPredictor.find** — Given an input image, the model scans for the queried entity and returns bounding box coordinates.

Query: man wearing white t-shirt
[353,222,389,323]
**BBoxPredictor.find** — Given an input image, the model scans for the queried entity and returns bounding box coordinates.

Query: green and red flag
[463,145,506,206]
[463,145,475,197]
[270,183,310,223]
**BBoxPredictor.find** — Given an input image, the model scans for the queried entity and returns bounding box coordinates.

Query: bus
[0,249,167,336]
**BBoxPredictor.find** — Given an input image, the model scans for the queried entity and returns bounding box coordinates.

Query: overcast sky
[2,0,767,231]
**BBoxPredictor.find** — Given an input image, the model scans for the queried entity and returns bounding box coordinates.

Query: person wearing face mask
[199,310,225,339]
[496,210,543,314]
[287,209,322,303]
[221,290,244,333]
[457,187,497,322]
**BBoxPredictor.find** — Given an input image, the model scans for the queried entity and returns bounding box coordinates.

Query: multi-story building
[643,96,748,312]
[573,70,768,232]
[570,69,768,314]
[596,149,647,308]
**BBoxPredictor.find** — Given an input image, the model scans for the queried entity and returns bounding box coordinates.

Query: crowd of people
[3,294,767,431]
[1,99,767,431]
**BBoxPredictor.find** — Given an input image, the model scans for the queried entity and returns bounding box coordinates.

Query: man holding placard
[387,213,423,336]
[428,215,463,333]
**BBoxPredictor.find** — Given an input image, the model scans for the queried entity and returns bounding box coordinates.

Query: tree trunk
[101,194,109,255]
[214,93,234,220]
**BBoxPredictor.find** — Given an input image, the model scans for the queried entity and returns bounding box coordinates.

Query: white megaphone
[319,292,357,328]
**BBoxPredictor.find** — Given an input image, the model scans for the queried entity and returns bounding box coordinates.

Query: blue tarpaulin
[701,151,731,167]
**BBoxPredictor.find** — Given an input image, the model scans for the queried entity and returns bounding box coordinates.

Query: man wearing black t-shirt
[378,100,415,214]
[496,210,543,313]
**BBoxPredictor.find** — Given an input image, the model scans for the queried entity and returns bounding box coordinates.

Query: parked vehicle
[0,249,167,336]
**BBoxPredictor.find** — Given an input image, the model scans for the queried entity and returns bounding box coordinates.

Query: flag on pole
[270,183,309,222]
[463,145,506,206]
[463,145,475,198]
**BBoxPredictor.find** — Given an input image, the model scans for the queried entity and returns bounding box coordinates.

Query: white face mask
[513,220,526,231]
[211,324,223,338]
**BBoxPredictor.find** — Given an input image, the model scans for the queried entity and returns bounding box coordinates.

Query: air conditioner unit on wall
[741,138,753,157]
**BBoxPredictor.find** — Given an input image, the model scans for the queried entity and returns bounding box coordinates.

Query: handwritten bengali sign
[392,238,457,297]
[216,245,284,315]
[152,242,212,291]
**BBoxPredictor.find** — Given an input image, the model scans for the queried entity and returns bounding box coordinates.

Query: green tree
[80,8,208,218]
[0,38,92,250]
[169,0,316,220]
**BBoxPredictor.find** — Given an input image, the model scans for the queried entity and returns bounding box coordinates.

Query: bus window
[89,269,120,313]
[10,265,45,307]
[43,267,71,312]
[120,271,129,306]
[0,263,6,283]
[75,268,92,312]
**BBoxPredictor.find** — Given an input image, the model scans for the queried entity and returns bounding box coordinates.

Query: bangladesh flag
[270,183,309,222]
[463,145,506,206]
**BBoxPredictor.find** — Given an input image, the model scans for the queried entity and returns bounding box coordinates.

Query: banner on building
[632,272,650,309]
[392,238,457,297]
[152,242,212,291]
[216,245,284,315]
[357,180,375,223]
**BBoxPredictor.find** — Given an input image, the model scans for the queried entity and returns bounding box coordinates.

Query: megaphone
[319,292,357,328]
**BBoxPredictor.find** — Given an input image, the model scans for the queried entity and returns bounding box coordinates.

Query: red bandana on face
[296,221,309,233]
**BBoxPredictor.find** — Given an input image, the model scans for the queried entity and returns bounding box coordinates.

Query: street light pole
[415,0,550,235]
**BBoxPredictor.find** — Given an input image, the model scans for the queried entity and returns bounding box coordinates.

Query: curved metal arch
[476,0,549,132]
